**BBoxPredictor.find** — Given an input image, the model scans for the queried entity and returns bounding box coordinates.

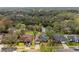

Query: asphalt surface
[57,42,75,52]
[56,48,75,52]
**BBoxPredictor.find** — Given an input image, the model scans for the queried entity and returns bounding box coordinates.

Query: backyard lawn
[25,31,41,35]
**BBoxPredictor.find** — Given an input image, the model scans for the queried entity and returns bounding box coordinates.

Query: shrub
[18,42,25,46]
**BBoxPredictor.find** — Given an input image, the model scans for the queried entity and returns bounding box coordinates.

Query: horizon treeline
[0,8,79,34]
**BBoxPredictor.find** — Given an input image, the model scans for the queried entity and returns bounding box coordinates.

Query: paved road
[57,42,75,52]
[57,49,75,52]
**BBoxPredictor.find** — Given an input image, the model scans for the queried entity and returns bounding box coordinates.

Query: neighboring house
[40,34,49,42]
[53,34,66,43]
[53,34,79,43]
[64,34,79,42]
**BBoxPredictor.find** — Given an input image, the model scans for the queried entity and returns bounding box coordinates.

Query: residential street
[56,42,75,52]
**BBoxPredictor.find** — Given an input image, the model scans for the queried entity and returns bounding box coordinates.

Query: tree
[27,24,41,31]
[15,23,26,30]
[0,17,13,29]
[46,26,55,39]
[0,17,13,31]
[53,22,62,33]
[0,25,5,32]
[2,33,18,47]
[31,29,38,49]
[60,20,72,34]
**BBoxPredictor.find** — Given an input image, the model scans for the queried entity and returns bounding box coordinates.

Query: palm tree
[31,28,38,49]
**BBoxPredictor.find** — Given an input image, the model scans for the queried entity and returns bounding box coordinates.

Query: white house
[42,27,46,33]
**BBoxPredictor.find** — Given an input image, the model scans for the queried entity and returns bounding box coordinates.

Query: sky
[0,0,78,7]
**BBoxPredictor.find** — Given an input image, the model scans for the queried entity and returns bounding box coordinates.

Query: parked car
[73,46,79,51]
[1,47,17,52]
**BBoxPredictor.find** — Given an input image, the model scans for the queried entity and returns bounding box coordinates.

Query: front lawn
[66,42,79,46]
[40,42,63,52]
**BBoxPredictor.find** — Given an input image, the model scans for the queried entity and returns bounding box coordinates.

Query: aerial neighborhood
[0,7,79,52]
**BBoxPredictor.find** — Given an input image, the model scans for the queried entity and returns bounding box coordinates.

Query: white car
[74,46,79,51]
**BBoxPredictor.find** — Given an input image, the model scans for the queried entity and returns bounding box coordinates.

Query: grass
[17,42,25,46]
[25,31,34,35]
[39,42,62,52]
[25,31,41,35]
[16,43,27,52]
[66,42,79,46]
[40,43,53,52]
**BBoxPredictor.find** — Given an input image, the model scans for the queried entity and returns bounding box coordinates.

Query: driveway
[62,43,69,49]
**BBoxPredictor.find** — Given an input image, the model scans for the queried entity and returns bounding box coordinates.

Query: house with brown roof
[20,34,33,45]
